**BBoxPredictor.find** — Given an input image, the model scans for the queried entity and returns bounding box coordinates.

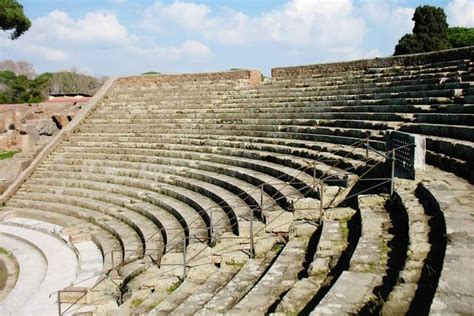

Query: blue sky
[1,0,473,76]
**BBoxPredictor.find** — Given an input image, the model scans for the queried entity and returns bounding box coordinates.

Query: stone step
[91,110,415,123]
[17,184,165,260]
[275,207,356,314]
[56,140,336,193]
[1,218,104,288]
[27,170,209,245]
[425,135,474,163]
[381,180,431,315]
[309,271,380,315]
[98,95,456,110]
[414,113,474,126]
[34,162,237,236]
[109,86,461,105]
[272,64,470,86]
[164,265,240,315]
[224,88,460,104]
[1,207,121,272]
[6,197,143,265]
[66,133,383,167]
[399,123,474,142]
[93,102,474,117]
[70,130,386,153]
[50,147,349,212]
[310,194,393,314]
[258,81,470,98]
[47,149,302,213]
[87,117,406,130]
[426,150,474,184]
[229,238,308,313]
[0,226,78,315]
[77,122,381,141]
[63,134,375,176]
[418,168,474,315]
[19,177,186,253]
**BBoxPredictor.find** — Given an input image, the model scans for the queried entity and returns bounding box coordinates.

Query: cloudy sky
[1,0,473,76]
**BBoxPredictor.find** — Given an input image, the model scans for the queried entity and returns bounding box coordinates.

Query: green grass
[166,280,182,294]
[0,151,19,160]
[131,297,144,308]
[0,259,7,291]
[272,243,284,253]
[340,222,349,240]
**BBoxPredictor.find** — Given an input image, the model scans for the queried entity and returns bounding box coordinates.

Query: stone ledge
[272,46,474,78]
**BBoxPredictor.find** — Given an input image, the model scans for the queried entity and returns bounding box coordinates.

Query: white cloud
[181,40,213,59]
[0,33,69,62]
[145,1,211,31]
[32,10,129,44]
[446,0,474,27]
[128,39,213,61]
[144,0,366,48]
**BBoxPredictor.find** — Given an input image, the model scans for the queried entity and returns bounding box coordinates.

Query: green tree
[394,5,450,55]
[0,0,31,39]
[448,27,474,48]
[0,70,52,103]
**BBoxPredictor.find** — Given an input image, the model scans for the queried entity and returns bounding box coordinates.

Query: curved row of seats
[0,48,472,314]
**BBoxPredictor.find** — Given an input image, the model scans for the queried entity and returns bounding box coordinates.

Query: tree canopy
[448,27,474,48]
[0,69,104,104]
[0,0,31,39]
[394,5,450,55]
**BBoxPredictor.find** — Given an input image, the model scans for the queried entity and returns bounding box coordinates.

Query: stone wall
[0,103,80,151]
[272,46,474,78]
[117,69,262,86]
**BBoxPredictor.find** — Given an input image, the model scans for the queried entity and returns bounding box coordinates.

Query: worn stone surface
[293,198,322,221]
[423,167,474,315]
[0,51,473,316]
[231,239,307,313]
[310,271,378,315]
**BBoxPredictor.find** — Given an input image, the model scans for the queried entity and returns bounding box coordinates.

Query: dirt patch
[0,247,19,302]
[0,258,7,290]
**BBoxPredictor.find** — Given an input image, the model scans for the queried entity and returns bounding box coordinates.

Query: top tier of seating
[0,47,472,315]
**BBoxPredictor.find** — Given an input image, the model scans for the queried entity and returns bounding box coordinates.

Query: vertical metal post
[249,207,255,259]
[111,251,114,269]
[320,180,324,211]
[209,208,213,242]
[260,184,264,209]
[57,291,62,316]
[182,237,187,280]
[313,162,317,191]
[391,148,396,196]
[365,139,369,162]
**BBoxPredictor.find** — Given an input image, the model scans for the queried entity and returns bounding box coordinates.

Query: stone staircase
[0,48,473,315]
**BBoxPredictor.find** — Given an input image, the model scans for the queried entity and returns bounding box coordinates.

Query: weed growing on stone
[0,151,19,160]
[166,280,182,294]
[131,298,144,307]
[272,243,284,253]
[227,258,246,267]
[340,222,349,240]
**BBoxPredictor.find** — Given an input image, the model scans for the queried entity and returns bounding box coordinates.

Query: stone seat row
[110,68,472,103]
[60,134,359,187]
[111,79,470,101]
[271,59,471,84]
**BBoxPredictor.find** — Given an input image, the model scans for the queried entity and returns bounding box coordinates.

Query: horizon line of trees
[0,61,107,104]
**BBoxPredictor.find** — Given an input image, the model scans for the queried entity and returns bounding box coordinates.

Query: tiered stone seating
[0,224,79,315]
[0,48,473,314]
[311,194,392,314]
